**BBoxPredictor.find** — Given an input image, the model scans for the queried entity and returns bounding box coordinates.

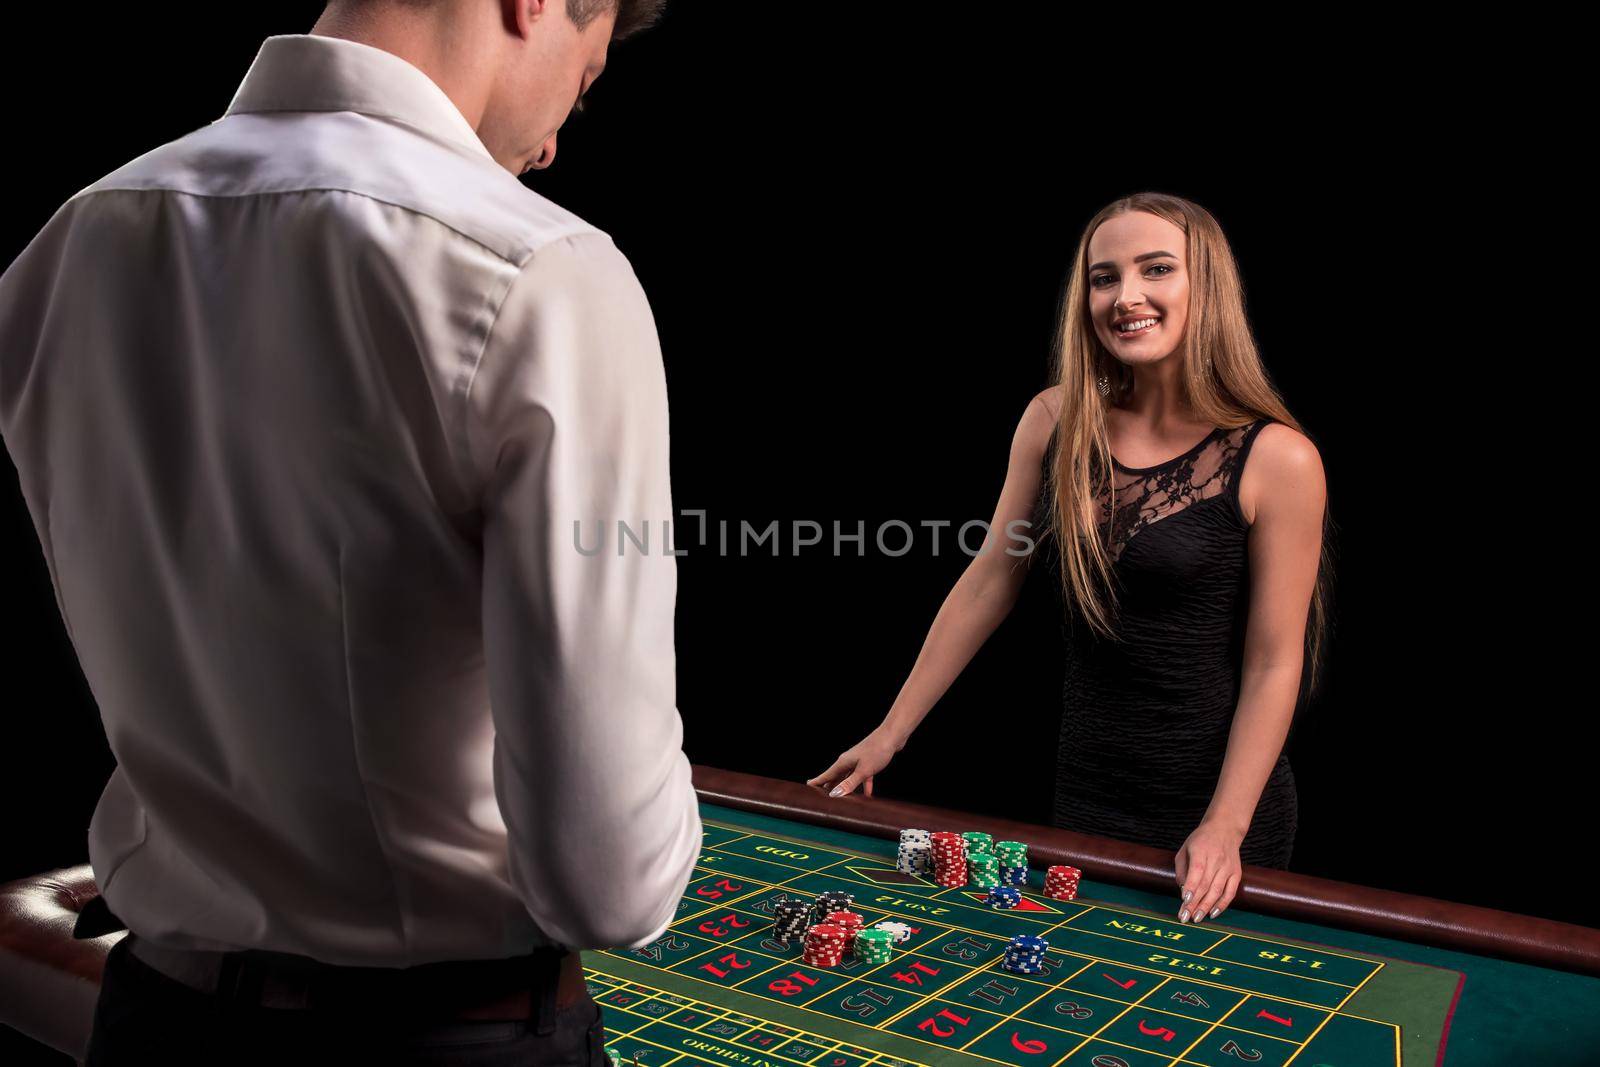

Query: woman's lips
[1113,318,1160,340]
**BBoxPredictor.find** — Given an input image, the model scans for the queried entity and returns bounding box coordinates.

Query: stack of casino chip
[872,920,913,944]
[803,923,848,967]
[809,890,854,928]
[853,927,895,964]
[825,910,864,954]
[929,832,968,887]
[961,831,994,858]
[772,898,812,945]
[967,852,1001,888]
[897,829,934,877]
[1045,865,1083,901]
[1001,934,1049,974]
[996,841,1029,886]
[987,885,1022,909]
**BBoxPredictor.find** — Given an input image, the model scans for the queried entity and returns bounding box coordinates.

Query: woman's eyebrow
[1088,250,1179,271]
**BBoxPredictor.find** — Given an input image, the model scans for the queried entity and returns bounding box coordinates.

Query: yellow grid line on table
[593,955,1223,1067]
[1280,1008,1401,1067]
[1328,953,1386,1013]
[701,894,1402,1030]
[658,853,861,978]
[689,819,1415,1063]
[692,849,1384,1019]
[830,894,1093,1037]
[954,955,1097,1048]
[703,818,1389,970]
[592,963,874,1067]
[1055,975,1170,1066]
[1162,988,1256,1067]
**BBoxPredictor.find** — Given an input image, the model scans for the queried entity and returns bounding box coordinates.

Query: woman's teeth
[1116,317,1159,335]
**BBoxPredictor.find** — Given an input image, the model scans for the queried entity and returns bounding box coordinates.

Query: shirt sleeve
[464,230,701,952]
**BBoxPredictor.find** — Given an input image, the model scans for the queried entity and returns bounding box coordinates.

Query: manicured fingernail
[830,787,844,797]
[1210,908,1220,919]
[1194,912,1204,925]
[1182,890,1192,902]
[1179,910,1189,923]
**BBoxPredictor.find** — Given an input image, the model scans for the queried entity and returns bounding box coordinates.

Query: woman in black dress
[809,192,1331,927]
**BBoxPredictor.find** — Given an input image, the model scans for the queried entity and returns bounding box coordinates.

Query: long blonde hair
[1045,192,1334,698]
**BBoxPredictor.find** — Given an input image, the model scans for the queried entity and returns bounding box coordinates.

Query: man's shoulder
[73,110,610,269]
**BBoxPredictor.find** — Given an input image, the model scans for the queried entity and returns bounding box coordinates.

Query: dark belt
[124,933,585,1029]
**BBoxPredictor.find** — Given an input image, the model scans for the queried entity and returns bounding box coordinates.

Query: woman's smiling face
[1086,212,1189,369]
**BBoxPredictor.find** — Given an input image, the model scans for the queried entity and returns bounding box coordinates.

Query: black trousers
[85,933,608,1066]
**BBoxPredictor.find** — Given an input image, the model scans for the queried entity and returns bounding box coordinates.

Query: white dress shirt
[0,33,701,965]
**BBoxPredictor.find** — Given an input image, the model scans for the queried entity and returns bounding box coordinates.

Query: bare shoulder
[1014,386,1064,463]
[1239,422,1326,526]
[1034,384,1065,421]
[1253,422,1323,472]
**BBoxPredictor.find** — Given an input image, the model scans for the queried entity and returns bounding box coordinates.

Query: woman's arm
[1178,423,1327,922]
[809,388,1061,797]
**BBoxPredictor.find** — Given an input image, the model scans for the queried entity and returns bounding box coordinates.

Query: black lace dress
[1038,418,1298,869]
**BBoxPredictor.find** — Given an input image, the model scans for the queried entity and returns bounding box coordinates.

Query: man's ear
[505,0,547,38]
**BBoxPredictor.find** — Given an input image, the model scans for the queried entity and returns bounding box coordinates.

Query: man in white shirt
[0,0,702,1061]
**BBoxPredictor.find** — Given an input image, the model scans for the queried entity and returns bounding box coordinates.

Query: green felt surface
[579,803,1600,1067]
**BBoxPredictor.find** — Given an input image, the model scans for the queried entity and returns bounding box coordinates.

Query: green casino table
[583,768,1600,1067]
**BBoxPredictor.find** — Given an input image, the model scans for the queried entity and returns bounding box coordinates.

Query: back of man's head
[314,0,667,173]
[327,0,665,40]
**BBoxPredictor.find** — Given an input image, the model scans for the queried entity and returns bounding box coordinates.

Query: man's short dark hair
[569,0,667,40]
[333,0,666,41]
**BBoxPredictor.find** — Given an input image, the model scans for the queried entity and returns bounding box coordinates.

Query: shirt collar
[223,33,498,167]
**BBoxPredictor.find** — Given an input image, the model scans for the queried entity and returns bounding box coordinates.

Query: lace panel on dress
[1096,424,1253,563]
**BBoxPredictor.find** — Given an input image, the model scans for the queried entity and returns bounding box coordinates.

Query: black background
[0,10,1590,1058]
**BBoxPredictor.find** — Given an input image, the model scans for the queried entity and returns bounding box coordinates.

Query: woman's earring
[1096,374,1110,397]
